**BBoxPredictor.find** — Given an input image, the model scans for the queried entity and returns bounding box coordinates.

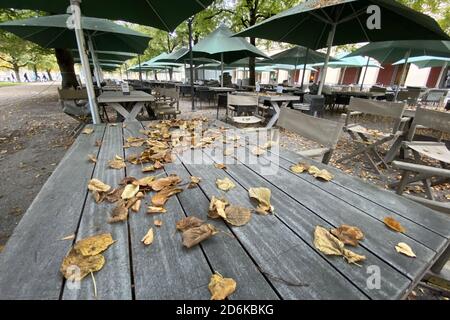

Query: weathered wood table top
[0,119,449,300]
[98,90,155,103]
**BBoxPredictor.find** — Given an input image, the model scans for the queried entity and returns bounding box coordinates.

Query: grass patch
[0,82,19,87]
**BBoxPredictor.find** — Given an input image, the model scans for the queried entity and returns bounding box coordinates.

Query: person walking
[23,73,29,82]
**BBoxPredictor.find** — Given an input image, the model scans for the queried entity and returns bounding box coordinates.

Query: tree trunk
[46,69,53,81]
[13,65,21,82]
[249,37,256,86]
[54,48,79,88]
[32,64,39,81]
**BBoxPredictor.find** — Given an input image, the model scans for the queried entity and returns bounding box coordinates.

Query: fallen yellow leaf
[88,179,111,193]
[248,187,273,215]
[216,177,235,191]
[121,184,140,200]
[141,228,154,246]
[384,217,406,233]
[82,127,94,135]
[395,242,416,258]
[208,272,236,300]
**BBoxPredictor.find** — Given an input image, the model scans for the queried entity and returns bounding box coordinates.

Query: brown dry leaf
[149,175,181,191]
[224,206,252,227]
[290,162,310,173]
[313,169,334,181]
[216,177,235,191]
[188,176,201,189]
[108,201,129,223]
[154,161,164,169]
[137,176,155,187]
[60,234,75,241]
[182,224,218,248]
[214,163,227,170]
[314,226,366,265]
[151,186,182,207]
[147,206,167,214]
[108,159,126,170]
[208,196,229,219]
[115,155,123,161]
[208,272,237,300]
[87,154,97,163]
[121,184,140,200]
[395,242,416,258]
[141,228,154,246]
[88,179,111,193]
[142,165,155,173]
[104,187,124,203]
[73,233,115,256]
[82,127,94,135]
[308,166,321,175]
[251,146,265,156]
[330,225,364,247]
[60,249,105,281]
[384,217,406,233]
[223,148,234,156]
[131,199,141,212]
[154,220,163,227]
[95,139,102,147]
[176,216,205,232]
[248,187,273,215]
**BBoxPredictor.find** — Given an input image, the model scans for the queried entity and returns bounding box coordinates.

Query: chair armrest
[392,161,450,178]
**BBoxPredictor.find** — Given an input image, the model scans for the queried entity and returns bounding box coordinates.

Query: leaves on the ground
[208,272,237,300]
[108,159,126,170]
[151,186,182,207]
[141,228,154,246]
[188,176,201,188]
[82,128,94,135]
[314,226,366,265]
[290,162,310,173]
[87,154,97,163]
[74,233,115,256]
[248,187,273,215]
[182,223,218,249]
[147,206,167,214]
[121,184,140,200]
[88,179,111,193]
[330,225,364,247]
[224,206,252,226]
[216,177,235,191]
[384,217,406,233]
[176,216,205,232]
[214,163,227,170]
[208,196,229,219]
[395,242,416,258]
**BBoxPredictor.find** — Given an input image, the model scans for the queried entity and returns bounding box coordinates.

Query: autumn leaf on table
[251,146,265,156]
[208,272,237,300]
[151,186,182,207]
[121,184,140,200]
[224,206,252,227]
[74,233,115,256]
[208,196,229,219]
[223,148,234,156]
[188,176,201,189]
[308,166,334,181]
[137,176,156,187]
[395,242,416,258]
[87,154,97,163]
[142,165,156,173]
[108,158,126,170]
[290,162,310,173]
[182,224,218,249]
[216,177,236,191]
[147,206,167,214]
[88,179,111,193]
[108,201,129,223]
[141,228,154,246]
[383,217,406,233]
[149,175,181,191]
[82,127,94,135]
[214,163,227,170]
[176,216,205,232]
[154,220,163,227]
[248,187,273,215]
[330,225,364,247]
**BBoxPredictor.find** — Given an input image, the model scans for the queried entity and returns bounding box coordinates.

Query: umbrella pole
[395,49,411,101]
[300,48,309,90]
[436,62,448,88]
[188,17,195,111]
[69,0,100,124]
[87,35,102,89]
[360,57,370,91]
[339,67,347,85]
[221,53,224,87]
[317,24,336,96]
[138,55,143,84]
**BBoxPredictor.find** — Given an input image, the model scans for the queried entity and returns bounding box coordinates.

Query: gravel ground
[0,84,448,299]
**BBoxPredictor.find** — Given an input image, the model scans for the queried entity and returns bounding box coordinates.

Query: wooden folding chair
[226,93,263,126]
[277,107,344,164]
[336,97,407,175]
[392,107,450,212]
[58,88,94,135]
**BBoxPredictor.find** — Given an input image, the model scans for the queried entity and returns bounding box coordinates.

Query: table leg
[108,103,131,122]
[265,101,282,129]
[127,102,144,122]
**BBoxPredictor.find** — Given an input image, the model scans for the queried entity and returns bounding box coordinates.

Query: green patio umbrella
[235,0,450,95]
[0,0,214,123]
[178,25,270,86]
[72,50,138,63]
[347,40,450,95]
[393,56,450,88]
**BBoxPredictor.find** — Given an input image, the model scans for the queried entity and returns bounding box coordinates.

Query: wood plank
[0,124,106,299]
[123,122,212,300]
[225,145,437,282]
[164,161,280,300]
[201,147,411,299]
[62,125,132,300]
[180,148,368,299]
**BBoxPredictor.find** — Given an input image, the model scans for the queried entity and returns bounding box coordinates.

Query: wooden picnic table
[0,120,449,300]
[98,91,155,122]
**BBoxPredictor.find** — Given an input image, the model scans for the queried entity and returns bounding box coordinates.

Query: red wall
[341,68,361,84]
[376,64,396,86]
[426,67,442,88]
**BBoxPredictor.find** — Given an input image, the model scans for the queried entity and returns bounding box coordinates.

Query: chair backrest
[407,107,450,141]
[348,97,406,119]
[227,93,259,107]
[370,86,387,93]
[58,88,88,100]
[424,89,448,103]
[278,107,344,148]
